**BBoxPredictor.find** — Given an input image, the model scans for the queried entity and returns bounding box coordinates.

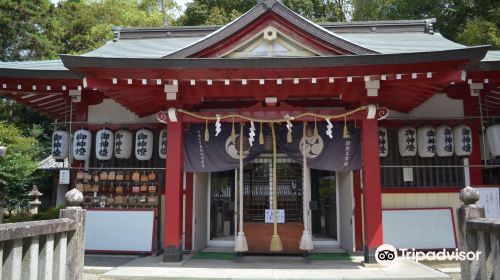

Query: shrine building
[1,0,500,263]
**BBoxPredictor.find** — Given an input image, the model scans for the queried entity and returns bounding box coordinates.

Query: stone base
[163,245,183,262]
[362,261,383,268]
[364,246,377,264]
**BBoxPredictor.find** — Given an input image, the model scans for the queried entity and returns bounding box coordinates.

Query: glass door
[209,170,235,241]
[243,155,303,222]
[310,169,338,240]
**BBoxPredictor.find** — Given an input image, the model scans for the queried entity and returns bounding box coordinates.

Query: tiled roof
[37,155,69,170]
[83,37,202,58]
[482,51,500,62]
[340,33,466,54]
[0,60,66,70]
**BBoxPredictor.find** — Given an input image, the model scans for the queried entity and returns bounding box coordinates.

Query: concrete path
[84,254,451,280]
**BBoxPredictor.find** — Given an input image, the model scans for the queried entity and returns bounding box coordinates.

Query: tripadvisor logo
[375,244,398,266]
[375,244,482,266]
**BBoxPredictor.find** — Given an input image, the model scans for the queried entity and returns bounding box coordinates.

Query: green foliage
[178,0,258,26]
[284,0,348,22]
[52,0,179,55]
[458,18,500,48]
[0,100,53,158]
[4,204,66,223]
[0,0,59,61]
[0,0,179,60]
[351,0,500,49]
[0,123,40,210]
[178,0,348,26]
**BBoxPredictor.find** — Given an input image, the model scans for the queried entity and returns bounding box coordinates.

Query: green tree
[0,0,59,61]
[351,0,500,49]
[178,0,257,26]
[0,99,53,158]
[284,0,348,22]
[54,0,179,55]
[458,18,500,48]
[0,122,40,210]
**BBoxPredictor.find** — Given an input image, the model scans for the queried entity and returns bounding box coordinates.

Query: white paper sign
[85,210,154,252]
[383,208,456,249]
[265,209,285,223]
[59,169,70,185]
[403,167,413,182]
[477,187,500,219]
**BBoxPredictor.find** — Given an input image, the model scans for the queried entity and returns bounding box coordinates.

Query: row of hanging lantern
[378,125,473,158]
[52,128,167,161]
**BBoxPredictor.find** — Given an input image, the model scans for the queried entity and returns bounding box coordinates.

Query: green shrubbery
[3,204,66,223]
[0,122,40,210]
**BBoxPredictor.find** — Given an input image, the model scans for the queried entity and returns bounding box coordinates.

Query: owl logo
[225,134,250,159]
[300,135,324,158]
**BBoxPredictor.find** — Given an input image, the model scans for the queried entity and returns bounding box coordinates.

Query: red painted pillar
[361,118,384,263]
[163,118,184,262]
[463,96,484,186]
[352,170,363,251]
[184,172,194,251]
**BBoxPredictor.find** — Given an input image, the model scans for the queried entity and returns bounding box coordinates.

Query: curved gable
[166,0,376,58]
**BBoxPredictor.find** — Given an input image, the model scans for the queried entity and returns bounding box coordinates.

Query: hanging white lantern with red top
[417,126,436,158]
[114,130,132,159]
[135,129,153,161]
[435,125,454,157]
[95,129,114,161]
[486,124,500,157]
[72,129,91,161]
[378,127,388,157]
[51,131,69,160]
[398,126,417,157]
[453,125,473,157]
[158,129,167,159]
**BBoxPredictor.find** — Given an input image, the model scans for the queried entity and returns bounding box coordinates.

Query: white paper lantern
[378,127,388,157]
[398,126,417,157]
[486,124,500,157]
[72,129,91,161]
[417,126,436,158]
[51,130,69,160]
[435,125,454,157]
[114,130,132,159]
[95,129,114,161]
[135,129,153,161]
[159,129,167,159]
[453,125,473,157]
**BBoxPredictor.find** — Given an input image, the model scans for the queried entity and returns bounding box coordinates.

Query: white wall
[389,94,464,119]
[87,99,157,123]
[338,171,355,252]
[193,173,209,252]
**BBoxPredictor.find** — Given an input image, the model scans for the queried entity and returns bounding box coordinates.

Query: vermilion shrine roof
[0,0,499,119]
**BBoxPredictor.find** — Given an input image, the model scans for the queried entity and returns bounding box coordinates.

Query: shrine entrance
[207,154,303,250]
[205,154,345,253]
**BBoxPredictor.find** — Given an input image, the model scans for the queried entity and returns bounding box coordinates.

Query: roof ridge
[115,18,436,33]
[164,0,376,58]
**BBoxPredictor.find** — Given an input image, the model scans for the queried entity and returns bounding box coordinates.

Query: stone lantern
[28,185,43,215]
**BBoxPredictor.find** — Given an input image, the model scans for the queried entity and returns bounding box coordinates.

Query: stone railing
[457,186,500,280]
[0,189,85,280]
